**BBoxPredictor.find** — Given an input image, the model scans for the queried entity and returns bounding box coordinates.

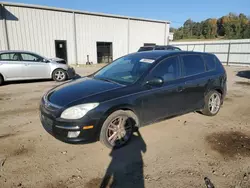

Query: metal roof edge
[0,1,171,24]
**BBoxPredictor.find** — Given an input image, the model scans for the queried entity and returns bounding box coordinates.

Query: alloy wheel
[208,93,221,114]
[106,116,133,147]
[55,70,66,81]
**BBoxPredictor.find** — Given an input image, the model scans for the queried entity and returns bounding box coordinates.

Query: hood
[47,77,123,106]
[49,57,67,64]
[49,57,64,61]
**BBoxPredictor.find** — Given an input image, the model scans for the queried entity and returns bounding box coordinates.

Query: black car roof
[155,45,178,48]
[134,50,214,60]
[139,45,177,48]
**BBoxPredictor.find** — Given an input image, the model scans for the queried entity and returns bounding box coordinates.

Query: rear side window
[181,55,205,76]
[150,56,180,81]
[0,53,20,61]
[203,55,216,71]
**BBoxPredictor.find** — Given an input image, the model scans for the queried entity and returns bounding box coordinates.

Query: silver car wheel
[208,93,221,114]
[54,70,66,81]
[106,116,133,147]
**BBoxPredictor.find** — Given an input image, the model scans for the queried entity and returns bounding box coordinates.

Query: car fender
[49,63,69,77]
[103,103,140,122]
[204,77,224,96]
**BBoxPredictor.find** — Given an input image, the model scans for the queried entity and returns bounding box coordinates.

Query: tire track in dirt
[0,133,16,139]
[0,106,39,118]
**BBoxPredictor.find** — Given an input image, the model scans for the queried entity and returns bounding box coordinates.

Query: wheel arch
[104,104,140,125]
[51,68,68,79]
[95,104,140,140]
[215,88,223,96]
[206,86,223,97]
[0,72,4,79]
[0,72,5,81]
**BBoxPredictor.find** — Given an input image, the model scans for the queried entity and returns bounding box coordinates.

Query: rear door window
[0,53,20,61]
[181,55,205,77]
[203,55,216,71]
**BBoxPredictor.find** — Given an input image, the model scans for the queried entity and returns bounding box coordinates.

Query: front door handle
[177,86,184,92]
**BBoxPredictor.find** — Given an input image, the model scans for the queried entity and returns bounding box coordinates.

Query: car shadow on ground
[2,79,52,86]
[100,130,147,188]
[236,70,250,79]
[2,74,81,86]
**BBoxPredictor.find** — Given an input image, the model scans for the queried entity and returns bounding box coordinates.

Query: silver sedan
[0,50,76,85]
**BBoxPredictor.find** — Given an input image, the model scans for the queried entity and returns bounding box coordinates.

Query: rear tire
[52,69,67,82]
[201,90,221,116]
[99,110,138,149]
[0,75,4,86]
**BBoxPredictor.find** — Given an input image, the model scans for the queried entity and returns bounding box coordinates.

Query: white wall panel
[129,20,165,53]
[205,44,229,53]
[231,43,250,53]
[165,23,170,45]
[0,8,7,50]
[5,6,75,64]
[75,14,128,64]
[171,39,250,64]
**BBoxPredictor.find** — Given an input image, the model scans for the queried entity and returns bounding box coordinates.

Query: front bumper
[40,106,100,143]
[66,67,76,79]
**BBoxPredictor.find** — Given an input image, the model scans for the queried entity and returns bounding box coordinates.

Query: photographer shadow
[100,130,147,188]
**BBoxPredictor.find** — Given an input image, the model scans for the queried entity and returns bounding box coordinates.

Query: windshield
[94,54,156,85]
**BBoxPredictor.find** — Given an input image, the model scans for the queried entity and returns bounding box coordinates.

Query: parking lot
[0,65,250,188]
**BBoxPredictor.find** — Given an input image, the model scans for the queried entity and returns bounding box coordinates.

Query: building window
[96,42,113,63]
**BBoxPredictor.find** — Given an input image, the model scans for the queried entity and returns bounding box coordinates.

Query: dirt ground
[1,65,250,188]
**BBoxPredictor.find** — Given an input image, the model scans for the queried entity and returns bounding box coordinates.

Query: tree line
[172,13,250,40]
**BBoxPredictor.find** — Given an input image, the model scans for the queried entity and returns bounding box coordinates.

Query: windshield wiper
[94,77,121,85]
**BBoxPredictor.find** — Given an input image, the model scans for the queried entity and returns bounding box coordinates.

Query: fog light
[67,131,80,138]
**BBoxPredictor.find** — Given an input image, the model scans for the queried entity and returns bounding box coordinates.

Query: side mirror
[43,59,50,63]
[146,77,164,87]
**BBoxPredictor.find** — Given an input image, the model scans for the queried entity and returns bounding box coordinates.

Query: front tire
[202,90,222,116]
[99,110,138,149]
[52,69,67,82]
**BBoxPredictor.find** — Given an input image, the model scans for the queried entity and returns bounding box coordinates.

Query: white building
[0,2,170,64]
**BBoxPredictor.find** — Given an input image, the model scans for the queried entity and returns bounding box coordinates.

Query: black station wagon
[40,51,227,148]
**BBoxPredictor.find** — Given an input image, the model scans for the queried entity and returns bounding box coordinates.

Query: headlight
[60,103,99,119]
